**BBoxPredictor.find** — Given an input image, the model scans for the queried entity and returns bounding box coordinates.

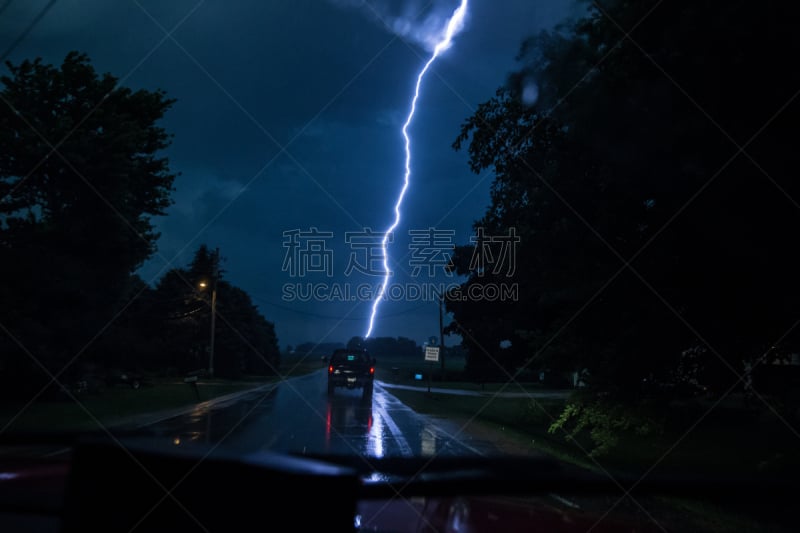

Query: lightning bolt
[365,0,470,338]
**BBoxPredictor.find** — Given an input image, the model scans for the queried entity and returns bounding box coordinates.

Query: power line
[1,0,59,64]
[0,0,15,18]
[250,294,434,321]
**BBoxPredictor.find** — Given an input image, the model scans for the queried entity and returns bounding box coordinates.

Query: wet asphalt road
[137,370,503,458]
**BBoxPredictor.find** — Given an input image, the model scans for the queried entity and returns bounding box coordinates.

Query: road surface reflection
[137,371,499,458]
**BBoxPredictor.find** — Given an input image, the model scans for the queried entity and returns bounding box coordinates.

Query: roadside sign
[425,346,440,362]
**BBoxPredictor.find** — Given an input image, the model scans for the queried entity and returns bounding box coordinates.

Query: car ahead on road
[327,349,375,398]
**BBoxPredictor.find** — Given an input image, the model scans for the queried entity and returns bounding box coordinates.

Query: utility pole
[209,283,217,377]
[209,247,219,378]
[439,292,445,381]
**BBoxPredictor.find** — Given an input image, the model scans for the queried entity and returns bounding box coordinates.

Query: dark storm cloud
[326,0,470,51]
[1,0,582,347]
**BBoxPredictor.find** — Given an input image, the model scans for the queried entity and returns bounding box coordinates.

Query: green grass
[374,355,464,382]
[387,378,555,394]
[390,387,800,477]
[0,377,273,433]
[374,356,553,392]
[388,388,577,459]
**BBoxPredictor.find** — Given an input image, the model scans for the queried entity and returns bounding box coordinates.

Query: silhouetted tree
[448,0,800,400]
[0,51,176,394]
[347,336,366,350]
[346,336,422,357]
[148,246,280,377]
[295,342,345,358]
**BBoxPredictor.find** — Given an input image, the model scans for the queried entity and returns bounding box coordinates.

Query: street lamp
[197,247,220,378]
[198,280,217,377]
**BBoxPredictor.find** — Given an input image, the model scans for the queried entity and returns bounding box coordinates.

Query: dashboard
[0,436,796,532]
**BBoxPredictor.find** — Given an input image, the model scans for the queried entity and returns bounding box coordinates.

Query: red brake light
[328,365,334,374]
[370,367,374,375]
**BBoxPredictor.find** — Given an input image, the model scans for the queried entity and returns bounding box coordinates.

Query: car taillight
[328,365,334,374]
[369,367,374,375]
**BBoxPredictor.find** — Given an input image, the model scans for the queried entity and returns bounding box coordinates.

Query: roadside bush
[547,393,661,457]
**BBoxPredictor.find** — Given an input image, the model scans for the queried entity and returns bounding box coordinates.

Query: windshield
[1,1,797,532]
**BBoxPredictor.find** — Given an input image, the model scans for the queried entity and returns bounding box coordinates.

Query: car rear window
[331,352,368,364]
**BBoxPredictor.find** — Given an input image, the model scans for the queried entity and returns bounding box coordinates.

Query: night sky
[1,0,582,348]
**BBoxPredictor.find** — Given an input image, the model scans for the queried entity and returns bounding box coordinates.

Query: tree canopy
[447,0,800,398]
[0,52,177,392]
[0,54,280,394]
[140,245,281,378]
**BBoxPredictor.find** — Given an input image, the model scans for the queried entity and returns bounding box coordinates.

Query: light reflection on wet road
[139,370,501,458]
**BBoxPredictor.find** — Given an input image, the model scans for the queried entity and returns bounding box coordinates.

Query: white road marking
[375,381,582,510]
[373,383,413,457]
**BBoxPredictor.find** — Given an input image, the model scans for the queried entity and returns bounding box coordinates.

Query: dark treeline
[293,337,423,359]
[292,342,345,358]
[347,336,422,358]
[132,245,281,379]
[292,337,463,362]
[445,0,800,434]
[0,53,279,397]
